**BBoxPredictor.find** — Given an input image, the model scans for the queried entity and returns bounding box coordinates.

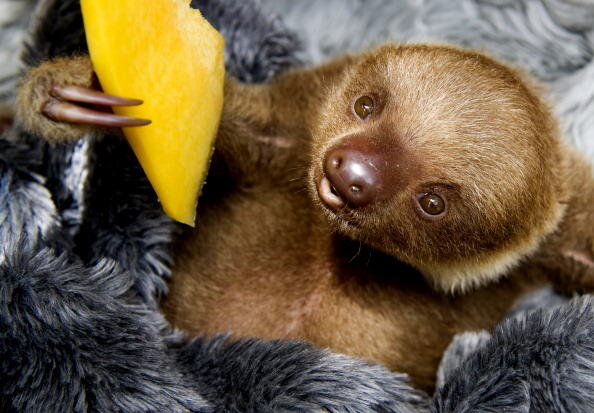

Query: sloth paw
[16,56,149,143]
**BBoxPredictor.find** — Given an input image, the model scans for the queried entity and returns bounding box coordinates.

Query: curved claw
[43,100,151,128]
[51,85,144,107]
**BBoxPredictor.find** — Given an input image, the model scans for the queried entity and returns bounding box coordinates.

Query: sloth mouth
[317,175,346,212]
[330,184,339,197]
[315,174,362,229]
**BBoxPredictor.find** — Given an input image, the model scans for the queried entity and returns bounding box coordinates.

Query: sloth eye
[418,193,446,216]
[354,96,374,119]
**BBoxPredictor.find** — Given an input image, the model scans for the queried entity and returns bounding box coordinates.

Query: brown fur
[0,116,12,135]
[16,56,97,142]
[14,44,594,392]
[0,102,13,134]
[165,188,547,392]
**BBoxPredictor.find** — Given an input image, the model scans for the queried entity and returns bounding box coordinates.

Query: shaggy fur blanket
[1,0,593,411]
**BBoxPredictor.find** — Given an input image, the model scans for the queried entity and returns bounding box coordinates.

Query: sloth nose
[321,146,385,208]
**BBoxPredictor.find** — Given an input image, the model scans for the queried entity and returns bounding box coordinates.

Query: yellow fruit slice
[80,0,225,226]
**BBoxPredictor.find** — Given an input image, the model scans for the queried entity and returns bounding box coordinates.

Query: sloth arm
[14,54,355,182]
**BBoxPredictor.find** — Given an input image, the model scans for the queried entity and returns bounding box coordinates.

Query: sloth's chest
[162,187,537,392]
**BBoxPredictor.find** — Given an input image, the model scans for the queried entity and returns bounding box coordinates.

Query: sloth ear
[542,248,594,294]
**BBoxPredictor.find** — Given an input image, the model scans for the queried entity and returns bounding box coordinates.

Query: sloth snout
[319,146,385,209]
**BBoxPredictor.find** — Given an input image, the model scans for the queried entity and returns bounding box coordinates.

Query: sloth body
[16,44,594,392]
[164,168,546,392]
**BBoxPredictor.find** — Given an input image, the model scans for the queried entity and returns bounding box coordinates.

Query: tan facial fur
[307,44,569,292]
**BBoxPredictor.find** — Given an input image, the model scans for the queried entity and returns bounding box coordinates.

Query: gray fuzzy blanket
[1,0,593,412]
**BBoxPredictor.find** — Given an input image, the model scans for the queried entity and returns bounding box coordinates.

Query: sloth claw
[42,85,150,128]
[51,85,144,107]
[43,100,151,128]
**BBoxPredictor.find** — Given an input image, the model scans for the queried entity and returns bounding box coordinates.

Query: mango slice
[80,0,225,226]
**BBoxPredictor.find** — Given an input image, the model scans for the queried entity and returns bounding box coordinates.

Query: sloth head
[310,44,567,292]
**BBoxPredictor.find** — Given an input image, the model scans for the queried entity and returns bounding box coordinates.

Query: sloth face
[310,44,567,291]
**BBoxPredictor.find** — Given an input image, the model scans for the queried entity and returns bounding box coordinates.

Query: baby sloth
[15,44,594,392]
